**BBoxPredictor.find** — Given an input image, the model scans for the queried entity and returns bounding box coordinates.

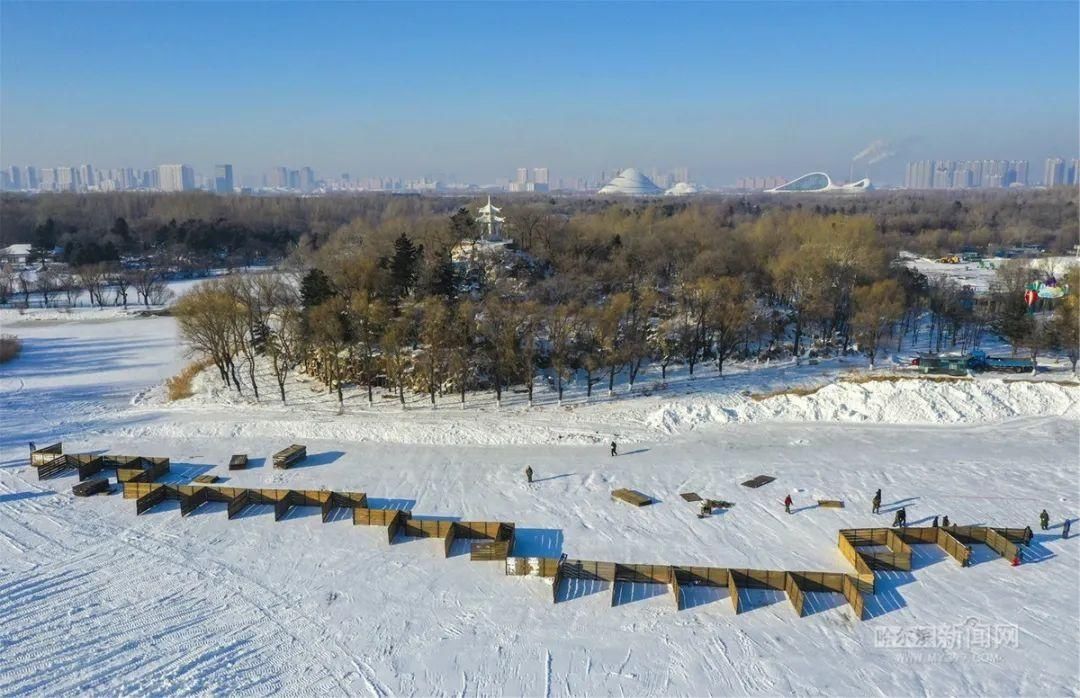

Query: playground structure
[33,442,1034,622]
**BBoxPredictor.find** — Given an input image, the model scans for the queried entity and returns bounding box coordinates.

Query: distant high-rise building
[56,167,76,192]
[299,167,316,192]
[7,166,23,190]
[264,167,288,188]
[214,164,234,194]
[25,166,38,190]
[158,164,195,192]
[79,164,95,189]
[1011,160,1028,186]
[533,167,548,185]
[1068,159,1080,186]
[674,167,689,184]
[1044,157,1065,187]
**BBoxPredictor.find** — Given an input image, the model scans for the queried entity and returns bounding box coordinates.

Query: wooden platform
[818,499,845,508]
[679,492,702,502]
[228,454,248,470]
[72,478,111,497]
[273,445,307,469]
[740,475,776,488]
[612,489,652,507]
[193,474,219,484]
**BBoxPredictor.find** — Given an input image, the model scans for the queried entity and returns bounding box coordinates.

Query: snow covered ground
[1,312,1078,696]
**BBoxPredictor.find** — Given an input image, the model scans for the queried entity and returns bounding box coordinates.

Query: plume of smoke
[852,140,885,162]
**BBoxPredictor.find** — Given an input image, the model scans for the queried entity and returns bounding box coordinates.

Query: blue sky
[1,1,1077,185]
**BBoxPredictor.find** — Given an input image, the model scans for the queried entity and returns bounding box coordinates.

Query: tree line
[173,207,1078,409]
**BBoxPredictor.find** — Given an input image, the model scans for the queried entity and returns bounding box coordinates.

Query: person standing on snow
[1064,519,1072,539]
[610,441,618,457]
[525,466,533,484]
[932,515,939,528]
[942,515,950,528]
[1040,509,1050,531]
[784,494,793,514]
[872,489,882,514]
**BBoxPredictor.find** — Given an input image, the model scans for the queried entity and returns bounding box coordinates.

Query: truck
[912,350,1035,375]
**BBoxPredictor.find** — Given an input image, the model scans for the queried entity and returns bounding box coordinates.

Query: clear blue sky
[2,1,1077,185]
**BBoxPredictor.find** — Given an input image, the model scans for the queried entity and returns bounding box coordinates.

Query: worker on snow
[942,515,950,528]
[1064,519,1072,539]
[1040,509,1050,531]
[525,466,533,484]
[28,441,36,453]
[610,441,618,457]
[872,489,882,514]
[1022,526,1033,545]
[700,501,711,518]
[898,507,907,527]
[932,515,939,528]
[784,494,793,514]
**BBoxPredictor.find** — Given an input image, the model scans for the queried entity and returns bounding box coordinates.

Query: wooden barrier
[229,454,248,470]
[135,486,167,515]
[31,442,63,467]
[552,560,564,604]
[784,572,806,617]
[611,489,651,506]
[36,454,70,480]
[841,574,866,620]
[983,527,1019,562]
[670,566,682,610]
[180,487,209,516]
[937,527,971,566]
[95,457,1034,624]
[227,490,252,519]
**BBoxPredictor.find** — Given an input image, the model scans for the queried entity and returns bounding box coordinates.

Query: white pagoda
[476,196,505,240]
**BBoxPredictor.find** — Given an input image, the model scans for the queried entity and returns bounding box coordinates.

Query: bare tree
[546,302,578,404]
[308,297,350,409]
[418,297,450,406]
[851,279,904,370]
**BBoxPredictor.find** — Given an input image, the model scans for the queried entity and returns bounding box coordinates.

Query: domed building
[598,168,663,196]
[664,181,705,196]
[765,172,871,194]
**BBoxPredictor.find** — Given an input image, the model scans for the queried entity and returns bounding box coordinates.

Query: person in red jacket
[784,494,793,514]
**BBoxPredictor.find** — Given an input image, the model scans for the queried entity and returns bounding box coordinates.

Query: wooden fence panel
[443,523,458,558]
[897,527,939,544]
[728,570,741,614]
[841,574,866,621]
[227,490,251,519]
[387,510,404,544]
[784,573,806,617]
[274,491,297,521]
[994,527,1030,544]
[31,443,63,466]
[321,496,334,523]
[936,527,971,566]
[983,528,1018,561]
[552,561,564,604]
[135,486,166,515]
[180,487,209,517]
[36,454,70,480]
[671,567,683,610]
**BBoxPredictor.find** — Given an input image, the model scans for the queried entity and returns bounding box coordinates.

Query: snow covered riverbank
[0,313,1077,696]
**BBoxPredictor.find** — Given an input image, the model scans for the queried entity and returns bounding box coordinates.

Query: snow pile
[646,378,1080,432]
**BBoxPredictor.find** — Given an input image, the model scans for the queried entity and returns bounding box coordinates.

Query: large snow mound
[647,378,1080,433]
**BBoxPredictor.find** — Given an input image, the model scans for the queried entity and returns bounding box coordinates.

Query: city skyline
[1,2,1077,186]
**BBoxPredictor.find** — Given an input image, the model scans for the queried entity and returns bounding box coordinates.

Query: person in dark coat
[784,494,793,514]
[932,515,939,528]
[1039,509,1050,531]
[942,515,950,528]
[28,441,36,453]
[1064,519,1072,539]
[872,489,882,514]
[610,441,617,457]
[898,507,907,526]
[700,501,711,518]
[525,466,533,484]
[1022,526,1033,545]
[892,510,901,527]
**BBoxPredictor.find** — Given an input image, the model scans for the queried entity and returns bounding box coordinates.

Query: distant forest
[1,189,1077,269]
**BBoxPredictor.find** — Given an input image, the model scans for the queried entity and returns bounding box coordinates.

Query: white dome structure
[765,172,871,194]
[664,181,704,196]
[598,168,663,196]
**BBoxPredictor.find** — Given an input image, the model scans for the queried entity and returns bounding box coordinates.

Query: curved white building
[765,172,871,194]
[598,168,663,196]
[664,181,705,196]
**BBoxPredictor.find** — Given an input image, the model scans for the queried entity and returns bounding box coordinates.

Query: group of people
[524,441,621,485]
